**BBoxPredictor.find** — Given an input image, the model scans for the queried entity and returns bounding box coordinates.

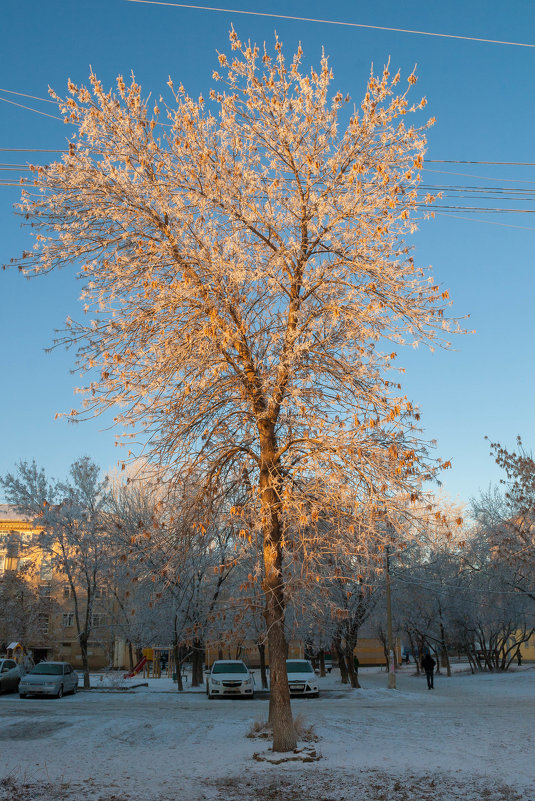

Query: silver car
[19,662,79,699]
[0,659,22,694]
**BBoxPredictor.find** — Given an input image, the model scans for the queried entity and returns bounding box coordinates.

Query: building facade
[0,505,111,669]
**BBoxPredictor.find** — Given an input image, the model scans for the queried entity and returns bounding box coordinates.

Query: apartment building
[0,505,111,669]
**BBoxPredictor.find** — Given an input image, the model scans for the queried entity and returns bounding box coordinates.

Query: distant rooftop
[0,504,32,523]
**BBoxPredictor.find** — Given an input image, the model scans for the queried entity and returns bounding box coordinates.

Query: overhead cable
[123,0,535,49]
[0,87,56,105]
[0,96,61,121]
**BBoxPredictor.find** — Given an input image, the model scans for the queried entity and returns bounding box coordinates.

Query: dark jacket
[421,654,436,673]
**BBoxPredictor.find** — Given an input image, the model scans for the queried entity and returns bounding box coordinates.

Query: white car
[207,660,254,699]
[286,659,319,697]
[19,662,79,698]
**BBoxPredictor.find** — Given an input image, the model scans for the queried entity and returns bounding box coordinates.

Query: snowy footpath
[1,665,534,801]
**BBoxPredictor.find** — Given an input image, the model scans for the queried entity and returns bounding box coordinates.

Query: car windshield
[286,661,314,674]
[30,664,63,675]
[212,662,248,674]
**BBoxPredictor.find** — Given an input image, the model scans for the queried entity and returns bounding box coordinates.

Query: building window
[39,585,52,598]
[38,615,49,635]
[0,556,4,574]
[63,585,71,599]
[91,613,107,628]
[62,613,75,628]
[40,558,53,580]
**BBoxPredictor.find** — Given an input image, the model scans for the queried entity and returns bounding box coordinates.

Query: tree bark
[344,639,361,689]
[431,645,441,675]
[173,620,183,692]
[333,636,348,684]
[79,634,90,690]
[319,648,326,678]
[266,611,295,751]
[407,630,419,674]
[261,443,296,752]
[191,640,204,686]
[439,623,451,677]
[258,641,268,689]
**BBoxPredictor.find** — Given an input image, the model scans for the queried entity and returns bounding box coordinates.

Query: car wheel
[56,685,64,699]
[19,692,27,699]
[72,684,77,695]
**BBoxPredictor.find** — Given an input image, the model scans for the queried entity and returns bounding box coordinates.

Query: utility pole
[385,545,396,689]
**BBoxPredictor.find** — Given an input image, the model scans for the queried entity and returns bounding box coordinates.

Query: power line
[423,168,535,186]
[0,88,56,105]
[427,159,535,166]
[436,213,535,231]
[0,96,61,121]
[123,0,535,49]
[0,148,67,153]
[421,206,535,213]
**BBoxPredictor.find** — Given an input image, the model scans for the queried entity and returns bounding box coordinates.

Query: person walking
[421,652,436,689]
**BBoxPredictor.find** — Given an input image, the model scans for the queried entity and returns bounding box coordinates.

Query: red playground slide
[124,656,147,678]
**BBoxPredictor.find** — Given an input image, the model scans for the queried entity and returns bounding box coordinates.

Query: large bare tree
[9,32,457,749]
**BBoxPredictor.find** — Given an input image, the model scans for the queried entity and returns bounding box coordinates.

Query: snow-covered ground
[1,665,533,801]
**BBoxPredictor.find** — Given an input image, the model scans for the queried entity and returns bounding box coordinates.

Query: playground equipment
[123,647,182,679]
[123,655,147,679]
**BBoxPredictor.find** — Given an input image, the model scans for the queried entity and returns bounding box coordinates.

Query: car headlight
[244,677,252,685]
[211,679,221,686]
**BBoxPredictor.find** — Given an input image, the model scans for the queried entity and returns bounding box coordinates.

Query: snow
[1,664,534,801]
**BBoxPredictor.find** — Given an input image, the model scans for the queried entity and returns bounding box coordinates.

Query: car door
[64,664,75,692]
[2,660,19,691]
[8,661,20,691]
[0,661,9,690]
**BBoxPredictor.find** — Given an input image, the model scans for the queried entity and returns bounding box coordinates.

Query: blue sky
[1,0,535,505]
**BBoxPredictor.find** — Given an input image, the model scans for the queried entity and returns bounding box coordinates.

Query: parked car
[0,659,22,694]
[19,662,78,699]
[206,660,254,699]
[286,659,319,697]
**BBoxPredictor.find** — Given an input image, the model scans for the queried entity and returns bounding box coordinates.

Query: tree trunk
[407,630,419,674]
[191,640,204,686]
[258,641,268,689]
[381,637,389,672]
[431,645,441,674]
[439,623,451,677]
[128,640,134,671]
[417,638,425,673]
[333,637,348,684]
[260,433,296,753]
[319,648,326,678]
[173,621,183,692]
[344,639,360,689]
[80,634,90,689]
[265,611,295,751]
